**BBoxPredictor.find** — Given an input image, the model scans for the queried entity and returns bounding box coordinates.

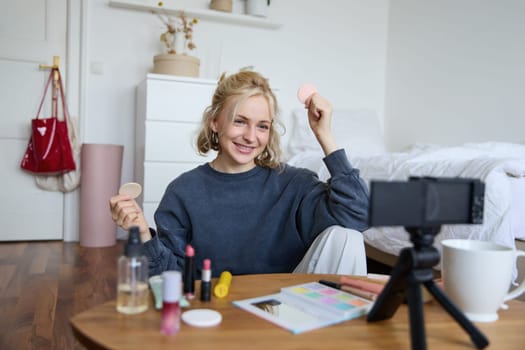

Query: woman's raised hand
[306,93,337,156]
[297,84,337,155]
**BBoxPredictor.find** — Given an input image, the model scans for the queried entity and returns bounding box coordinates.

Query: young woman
[110,70,370,277]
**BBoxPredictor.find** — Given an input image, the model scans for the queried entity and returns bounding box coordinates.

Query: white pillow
[288,108,386,158]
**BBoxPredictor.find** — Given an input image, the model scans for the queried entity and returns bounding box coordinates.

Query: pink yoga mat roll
[79,143,124,247]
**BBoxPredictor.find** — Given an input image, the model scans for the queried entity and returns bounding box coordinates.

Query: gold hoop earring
[211,131,219,147]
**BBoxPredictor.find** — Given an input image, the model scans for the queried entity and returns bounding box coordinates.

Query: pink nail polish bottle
[161,270,181,335]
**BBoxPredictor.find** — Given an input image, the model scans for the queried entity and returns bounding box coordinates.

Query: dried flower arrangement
[152,1,198,55]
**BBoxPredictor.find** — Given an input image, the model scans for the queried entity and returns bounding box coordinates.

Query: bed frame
[365,242,399,269]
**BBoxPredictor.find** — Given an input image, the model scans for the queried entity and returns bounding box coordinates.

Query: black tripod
[367,226,489,350]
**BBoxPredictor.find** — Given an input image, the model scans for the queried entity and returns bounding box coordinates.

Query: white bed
[286,108,525,273]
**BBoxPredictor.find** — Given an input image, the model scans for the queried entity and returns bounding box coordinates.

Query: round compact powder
[297,84,318,104]
[181,309,222,327]
[118,182,142,199]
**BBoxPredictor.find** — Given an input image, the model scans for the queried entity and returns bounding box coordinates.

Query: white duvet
[287,142,525,266]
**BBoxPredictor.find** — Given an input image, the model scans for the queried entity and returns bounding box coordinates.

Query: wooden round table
[71,273,525,349]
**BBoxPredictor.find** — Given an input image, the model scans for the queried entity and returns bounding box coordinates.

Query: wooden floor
[0,240,125,349]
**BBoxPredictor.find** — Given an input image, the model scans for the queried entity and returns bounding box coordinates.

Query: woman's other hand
[109,194,151,242]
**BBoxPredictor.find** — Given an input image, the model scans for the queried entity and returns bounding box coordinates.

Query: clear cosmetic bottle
[116,226,149,314]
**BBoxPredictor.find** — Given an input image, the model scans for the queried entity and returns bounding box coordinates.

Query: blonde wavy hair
[196,70,284,169]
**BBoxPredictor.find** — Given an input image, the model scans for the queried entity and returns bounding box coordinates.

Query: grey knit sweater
[143,149,369,277]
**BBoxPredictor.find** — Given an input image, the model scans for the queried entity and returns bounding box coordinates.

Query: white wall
[84,0,390,189]
[385,0,525,151]
[78,0,524,241]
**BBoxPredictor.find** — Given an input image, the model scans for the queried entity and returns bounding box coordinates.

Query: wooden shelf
[109,0,282,29]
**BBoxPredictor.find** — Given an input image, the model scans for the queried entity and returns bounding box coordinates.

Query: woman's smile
[234,142,256,154]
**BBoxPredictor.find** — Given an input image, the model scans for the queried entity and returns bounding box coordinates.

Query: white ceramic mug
[441,239,525,322]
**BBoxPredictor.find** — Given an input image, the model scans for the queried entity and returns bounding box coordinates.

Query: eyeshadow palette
[233,282,373,334]
[281,282,371,318]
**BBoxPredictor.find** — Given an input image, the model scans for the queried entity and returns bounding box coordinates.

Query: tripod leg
[368,249,412,322]
[424,281,489,349]
[407,274,427,350]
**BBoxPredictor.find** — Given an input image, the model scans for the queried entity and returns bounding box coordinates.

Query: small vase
[245,0,268,17]
[174,32,186,55]
[153,54,200,77]
[210,0,233,12]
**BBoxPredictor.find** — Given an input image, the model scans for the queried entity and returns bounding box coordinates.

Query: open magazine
[233,282,373,334]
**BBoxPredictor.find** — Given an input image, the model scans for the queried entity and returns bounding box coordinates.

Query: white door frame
[63,0,88,241]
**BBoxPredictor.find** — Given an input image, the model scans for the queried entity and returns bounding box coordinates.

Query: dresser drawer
[144,121,216,162]
[143,162,201,202]
[143,202,158,230]
[145,78,216,122]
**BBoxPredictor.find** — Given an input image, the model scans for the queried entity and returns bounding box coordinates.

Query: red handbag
[20,68,76,175]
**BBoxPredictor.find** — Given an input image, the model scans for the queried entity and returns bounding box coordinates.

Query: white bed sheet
[287,142,525,267]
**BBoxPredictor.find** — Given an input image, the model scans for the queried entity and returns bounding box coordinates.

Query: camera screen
[369,177,484,228]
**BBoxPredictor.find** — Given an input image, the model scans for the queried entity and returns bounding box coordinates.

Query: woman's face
[211,95,272,173]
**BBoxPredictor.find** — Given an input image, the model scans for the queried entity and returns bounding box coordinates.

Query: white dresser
[135,74,217,227]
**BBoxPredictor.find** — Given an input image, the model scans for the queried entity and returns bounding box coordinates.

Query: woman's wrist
[317,133,338,156]
[140,228,152,243]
